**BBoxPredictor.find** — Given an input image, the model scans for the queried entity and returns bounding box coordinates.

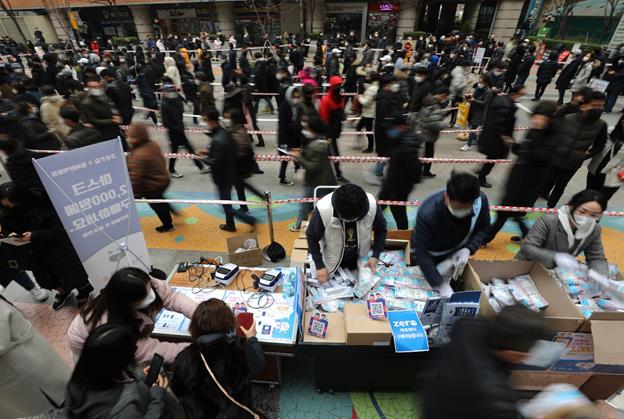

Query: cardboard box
[344,303,391,346]
[290,248,309,270]
[463,260,585,332]
[227,233,262,266]
[302,311,346,344]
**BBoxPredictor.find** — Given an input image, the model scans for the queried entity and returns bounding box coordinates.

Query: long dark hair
[567,189,607,212]
[81,267,163,338]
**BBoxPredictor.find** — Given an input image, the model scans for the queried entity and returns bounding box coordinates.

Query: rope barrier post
[261,191,286,263]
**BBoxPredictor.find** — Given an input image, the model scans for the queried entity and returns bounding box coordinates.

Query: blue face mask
[386,127,401,138]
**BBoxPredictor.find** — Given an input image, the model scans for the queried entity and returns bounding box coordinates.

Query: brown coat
[127,139,170,196]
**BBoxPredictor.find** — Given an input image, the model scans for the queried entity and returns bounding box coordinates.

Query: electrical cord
[246,290,274,309]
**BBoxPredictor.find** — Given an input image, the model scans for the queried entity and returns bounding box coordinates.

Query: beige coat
[40,94,70,141]
[0,297,70,419]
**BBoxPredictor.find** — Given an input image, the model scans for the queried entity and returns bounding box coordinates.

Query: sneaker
[480,181,492,188]
[52,290,73,310]
[361,148,374,153]
[254,169,265,174]
[288,223,301,232]
[170,172,184,179]
[200,167,211,174]
[29,286,50,302]
[155,225,175,233]
[510,236,523,244]
[219,224,236,232]
[239,207,250,213]
[422,172,437,178]
[460,144,471,152]
[280,179,295,186]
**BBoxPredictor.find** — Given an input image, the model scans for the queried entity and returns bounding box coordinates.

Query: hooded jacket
[278,86,301,148]
[319,76,344,139]
[127,134,170,196]
[164,56,181,89]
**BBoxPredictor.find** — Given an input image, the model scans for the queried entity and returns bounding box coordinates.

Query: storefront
[233,2,280,44]
[79,6,137,40]
[155,4,219,37]
[367,3,400,41]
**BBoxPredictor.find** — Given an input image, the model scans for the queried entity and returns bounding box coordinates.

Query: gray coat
[0,297,70,419]
[417,96,447,143]
[515,213,608,276]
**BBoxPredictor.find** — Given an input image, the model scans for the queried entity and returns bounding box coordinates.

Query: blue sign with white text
[388,310,429,353]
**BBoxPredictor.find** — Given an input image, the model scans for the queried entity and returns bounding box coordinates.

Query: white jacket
[156,39,166,52]
[450,66,467,100]
[571,61,593,92]
[358,82,379,118]
[317,192,377,273]
[601,145,624,188]
[164,56,181,89]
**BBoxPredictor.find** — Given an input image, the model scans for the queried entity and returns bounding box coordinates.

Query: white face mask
[134,287,156,309]
[414,75,425,83]
[221,118,231,128]
[390,84,400,93]
[573,213,595,229]
[90,88,105,96]
[447,204,472,219]
[583,56,590,62]
[477,83,485,88]
[163,92,178,99]
[493,70,503,76]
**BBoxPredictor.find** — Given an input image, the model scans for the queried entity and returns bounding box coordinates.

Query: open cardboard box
[462,260,585,332]
[227,233,263,267]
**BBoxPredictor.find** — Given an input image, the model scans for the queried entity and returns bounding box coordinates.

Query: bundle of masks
[306,250,438,313]
[555,265,624,318]
[482,275,549,313]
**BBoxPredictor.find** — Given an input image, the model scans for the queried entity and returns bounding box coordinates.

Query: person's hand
[554,252,581,271]
[155,373,169,389]
[365,257,378,273]
[452,247,470,268]
[112,115,122,124]
[289,149,301,158]
[316,267,329,283]
[240,321,257,338]
[435,282,454,298]
[12,232,32,243]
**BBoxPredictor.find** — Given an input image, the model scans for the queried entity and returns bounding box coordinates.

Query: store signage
[33,139,151,291]
[523,0,544,29]
[157,9,197,19]
[368,3,400,13]
[326,3,367,13]
[388,310,429,353]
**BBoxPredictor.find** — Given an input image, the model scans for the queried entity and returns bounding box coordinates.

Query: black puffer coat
[477,94,516,158]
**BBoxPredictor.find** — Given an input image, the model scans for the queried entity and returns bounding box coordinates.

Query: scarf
[557,205,595,253]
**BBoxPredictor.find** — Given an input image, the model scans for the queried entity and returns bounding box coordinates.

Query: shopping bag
[456,101,470,128]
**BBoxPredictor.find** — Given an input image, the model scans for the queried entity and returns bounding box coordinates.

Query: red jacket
[319,76,344,138]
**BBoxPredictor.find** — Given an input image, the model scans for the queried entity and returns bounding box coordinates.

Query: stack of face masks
[482,275,549,312]
[555,266,624,318]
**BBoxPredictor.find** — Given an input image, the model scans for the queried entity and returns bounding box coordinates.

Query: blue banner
[33,139,151,291]
[388,310,429,353]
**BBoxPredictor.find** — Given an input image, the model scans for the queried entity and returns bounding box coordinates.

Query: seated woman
[171,298,265,419]
[64,324,171,419]
[516,190,609,276]
[68,267,197,364]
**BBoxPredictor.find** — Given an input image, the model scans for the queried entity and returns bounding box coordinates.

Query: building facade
[2,0,532,45]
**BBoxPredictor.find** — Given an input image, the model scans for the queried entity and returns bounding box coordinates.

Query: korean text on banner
[388,310,429,353]
[32,138,151,291]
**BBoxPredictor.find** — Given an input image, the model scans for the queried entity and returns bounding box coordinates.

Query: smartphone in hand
[144,353,164,387]
[236,312,254,337]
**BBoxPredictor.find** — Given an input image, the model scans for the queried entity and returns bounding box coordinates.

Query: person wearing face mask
[409,66,433,114]
[570,53,595,95]
[79,76,127,150]
[516,190,609,277]
[68,267,197,365]
[424,305,548,419]
[171,298,265,419]
[602,58,624,113]
[461,74,494,152]
[533,51,560,101]
[160,82,208,178]
[356,72,379,153]
[542,90,607,208]
[419,86,450,178]
[373,74,404,182]
[277,86,302,185]
[555,51,583,105]
[410,172,491,296]
[14,101,61,157]
[320,75,348,182]
[486,61,506,93]
[306,183,387,284]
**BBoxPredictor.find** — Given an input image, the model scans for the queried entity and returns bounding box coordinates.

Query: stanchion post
[261,191,286,262]
[264,191,276,245]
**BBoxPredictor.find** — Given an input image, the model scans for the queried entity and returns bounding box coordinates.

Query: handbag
[456,101,470,128]
[199,351,260,419]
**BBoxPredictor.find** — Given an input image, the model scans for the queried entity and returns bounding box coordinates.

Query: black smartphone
[144,353,164,387]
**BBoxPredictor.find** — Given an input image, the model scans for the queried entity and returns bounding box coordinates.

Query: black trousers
[422,142,435,174]
[328,137,342,177]
[168,129,204,173]
[557,88,567,104]
[535,83,548,100]
[143,192,174,227]
[217,183,256,227]
[487,212,529,243]
[356,117,375,150]
[248,114,265,146]
[234,178,264,211]
[478,160,496,182]
[380,191,410,230]
[543,167,578,208]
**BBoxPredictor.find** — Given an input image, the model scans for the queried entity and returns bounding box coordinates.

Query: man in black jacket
[408,66,432,113]
[80,76,127,150]
[160,82,207,178]
[60,104,103,150]
[100,69,134,126]
[201,109,256,232]
[424,305,547,419]
[543,90,607,208]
